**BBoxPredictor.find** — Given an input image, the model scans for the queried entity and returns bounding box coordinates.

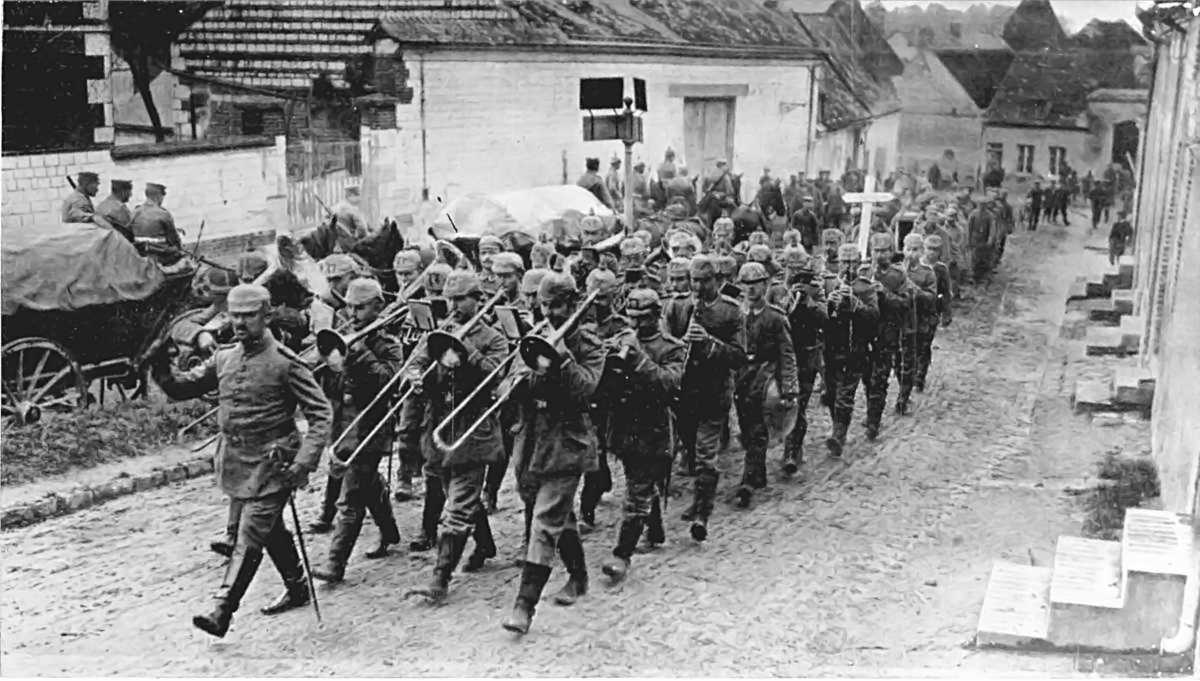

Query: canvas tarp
[425,185,615,244]
[2,222,166,315]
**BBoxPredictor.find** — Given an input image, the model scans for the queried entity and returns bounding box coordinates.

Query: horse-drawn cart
[1,222,196,427]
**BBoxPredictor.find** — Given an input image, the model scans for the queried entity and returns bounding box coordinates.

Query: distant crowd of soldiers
[144,155,1030,641]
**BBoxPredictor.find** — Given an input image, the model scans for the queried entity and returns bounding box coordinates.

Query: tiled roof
[374,0,820,56]
[796,12,900,129]
[177,1,434,90]
[1001,0,1066,51]
[984,49,1144,129]
[892,49,980,116]
[934,48,1014,111]
[1072,19,1148,49]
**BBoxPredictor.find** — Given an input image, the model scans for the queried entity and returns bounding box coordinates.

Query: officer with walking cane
[152,284,332,638]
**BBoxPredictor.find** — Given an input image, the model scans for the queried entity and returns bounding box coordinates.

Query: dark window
[240,109,264,135]
[1017,144,1035,173]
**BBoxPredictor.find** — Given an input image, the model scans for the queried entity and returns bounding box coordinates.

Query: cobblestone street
[3,220,1117,676]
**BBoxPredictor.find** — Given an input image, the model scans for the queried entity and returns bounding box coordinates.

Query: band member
[152,285,332,638]
[919,234,954,390]
[393,250,425,299]
[599,288,685,582]
[864,233,914,438]
[579,269,628,532]
[733,263,799,507]
[901,233,938,410]
[821,244,879,456]
[580,213,608,248]
[780,246,827,476]
[483,251,527,514]
[502,272,604,635]
[311,279,403,583]
[407,271,509,602]
[665,257,692,297]
[676,256,747,541]
[520,268,551,323]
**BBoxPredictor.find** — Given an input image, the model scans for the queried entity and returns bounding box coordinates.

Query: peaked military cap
[227,284,271,313]
[111,179,132,191]
[321,254,358,279]
[624,288,662,317]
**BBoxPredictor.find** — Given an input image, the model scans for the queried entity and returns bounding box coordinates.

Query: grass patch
[1,400,218,486]
[1080,448,1160,540]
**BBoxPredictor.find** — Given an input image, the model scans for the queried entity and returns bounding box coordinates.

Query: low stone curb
[1,455,215,530]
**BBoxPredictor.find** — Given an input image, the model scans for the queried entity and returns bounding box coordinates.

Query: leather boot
[895,388,911,416]
[312,505,363,584]
[645,497,665,547]
[193,544,262,638]
[409,476,445,552]
[211,502,240,557]
[365,478,400,559]
[825,421,848,458]
[782,428,804,476]
[309,475,341,534]
[513,502,533,567]
[261,527,310,615]
[408,532,468,605]
[602,518,644,583]
[502,562,552,635]
[393,461,415,502]
[551,529,588,606]
[865,420,880,442]
[464,509,497,572]
[690,470,716,541]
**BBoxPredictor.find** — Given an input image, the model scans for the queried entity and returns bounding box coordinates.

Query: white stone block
[84,33,109,57]
[93,127,115,144]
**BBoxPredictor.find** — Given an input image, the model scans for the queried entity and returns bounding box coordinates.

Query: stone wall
[1131,16,1200,520]
[1,135,288,245]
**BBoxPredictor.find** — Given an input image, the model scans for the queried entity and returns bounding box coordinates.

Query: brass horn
[431,289,600,454]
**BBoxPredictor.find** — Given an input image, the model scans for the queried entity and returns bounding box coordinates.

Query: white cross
[843,175,895,257]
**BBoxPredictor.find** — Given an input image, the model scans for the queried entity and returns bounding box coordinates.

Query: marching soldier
[95,179,134,240]
[406,271,510,602]
[599,289,685,582]
[482,251,527,513]
[579,269,628,532]
[502,272,604,635]
[901,233,938,405]
[821,244,878,456]
[780,247,827,476]
[393,250,425,300]
[152,284,332,638]
[665,257,691,297]
[819,228,845,272]
[311,279,403,584]
[130,183,183,261]
[918,234,954,390]
[863,233,914,438]
[733,263,798,507]
[580,213,608,248]
[62,171,99,223]
[676,256,747,541]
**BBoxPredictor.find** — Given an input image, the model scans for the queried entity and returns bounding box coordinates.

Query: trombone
[336,288,507,466]
[431,288,601,454]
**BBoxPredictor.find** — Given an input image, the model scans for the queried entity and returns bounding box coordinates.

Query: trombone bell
[518,334,561,372]
[316,328,347,356]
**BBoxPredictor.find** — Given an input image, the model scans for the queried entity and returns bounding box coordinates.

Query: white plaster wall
[393,49,819,206]
[981,126,1090,178]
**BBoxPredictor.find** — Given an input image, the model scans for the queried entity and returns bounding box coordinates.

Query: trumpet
[431,289,601,454]
[337,288,506,466]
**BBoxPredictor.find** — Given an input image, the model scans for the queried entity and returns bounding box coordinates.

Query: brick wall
[393,50,820,206]
[1,135,288,242]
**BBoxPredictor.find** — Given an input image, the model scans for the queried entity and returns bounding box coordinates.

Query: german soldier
[62,171,99,223]
[95,178,134,240]
[407,271,509,602]
[599,289,685,582]
[901,233,938,406]
[677,256,747,541]
[780,246,827,475]
[864,232,914,437]
[822,244,878,456]
[152,285,332,638]
[482,251,527,514]
[917,234,953,390]
[733,262,798,507]
[502,272,604,635]
[579,269,628,532]
[130,183,183,261]
[311,278,403,583]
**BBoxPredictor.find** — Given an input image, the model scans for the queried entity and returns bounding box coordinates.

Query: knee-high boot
[193,543,263,638]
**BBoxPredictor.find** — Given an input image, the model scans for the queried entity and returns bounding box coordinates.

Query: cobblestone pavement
[2,220,1120,676]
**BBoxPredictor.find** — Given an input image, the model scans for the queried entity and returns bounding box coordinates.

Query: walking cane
[287,491,322,623]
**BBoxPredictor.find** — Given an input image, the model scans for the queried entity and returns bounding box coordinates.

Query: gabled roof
[1072,19,1148,49]
[795,11,899,129]
[984,49,1144,129]
[178,1,409,89]
[934,48,1014,111]
[373,0,820,58]
[892,49,980,116]
[1001,0,1067,51]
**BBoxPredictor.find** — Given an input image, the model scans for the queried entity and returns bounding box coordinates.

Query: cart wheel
[1,338,88,427]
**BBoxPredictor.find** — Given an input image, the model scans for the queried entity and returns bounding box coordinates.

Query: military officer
[130,183,183,260]
[579,269,628,532]
[599,289,685,582]
[406,271,510,602]
[311,278,403,583]
[62,171,99,223]
[822,244,879,456]
[780,247,827,475]
[676,256,747,541]
[95,179,134,240]
[733,262,799,508]
[502,272,604,635]
[901,233,938,408]
[152,285,332,638]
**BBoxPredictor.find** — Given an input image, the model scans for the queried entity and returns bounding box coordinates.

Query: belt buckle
[534,399,549,410]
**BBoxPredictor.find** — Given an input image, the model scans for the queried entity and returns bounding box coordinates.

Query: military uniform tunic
[736,302,799,489]
[783,275,828,463]
[821,272,879,427]
[864,265,915,427]
[61,190,94,223]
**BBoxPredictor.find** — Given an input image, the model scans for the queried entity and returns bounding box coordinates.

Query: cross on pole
[843,175,894,258]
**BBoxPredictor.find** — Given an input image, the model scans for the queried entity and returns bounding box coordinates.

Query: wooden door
[683,98,736,174]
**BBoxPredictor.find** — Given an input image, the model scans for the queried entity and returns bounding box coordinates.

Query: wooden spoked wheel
[1,338,88,428]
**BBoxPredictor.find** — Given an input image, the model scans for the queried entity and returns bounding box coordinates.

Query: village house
[1,0,288,253]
